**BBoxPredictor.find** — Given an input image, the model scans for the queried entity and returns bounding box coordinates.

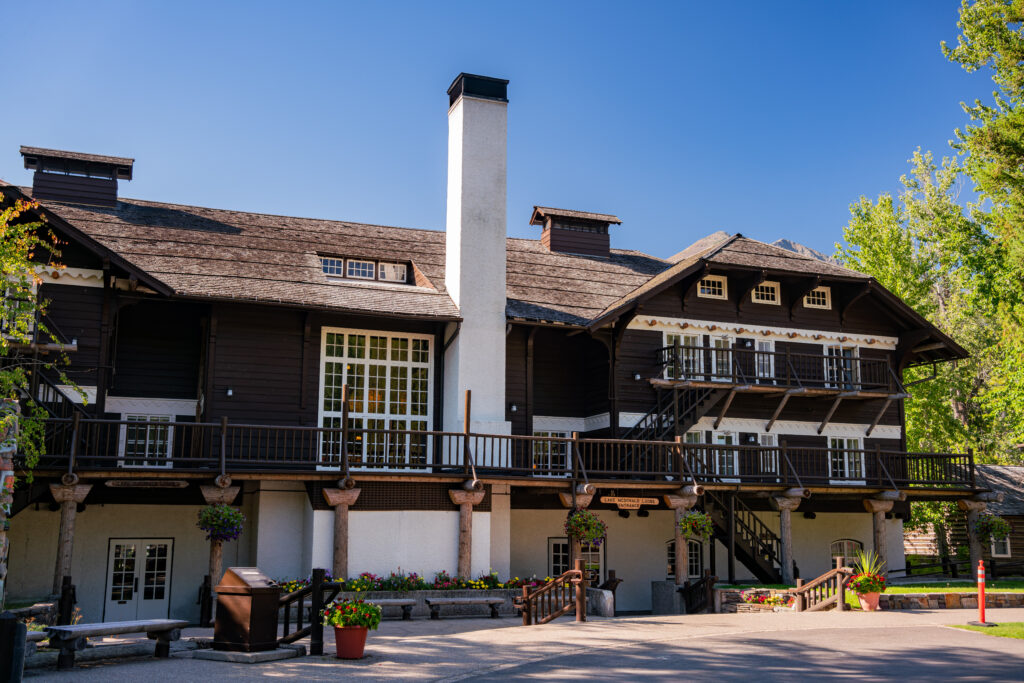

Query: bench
[25,631,46,656]
[424,597,504,619]
[370,598,417,620]
[45,618,188,670]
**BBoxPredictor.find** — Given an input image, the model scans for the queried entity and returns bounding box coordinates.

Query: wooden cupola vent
[20,146,134,208]
[529,206,622,258]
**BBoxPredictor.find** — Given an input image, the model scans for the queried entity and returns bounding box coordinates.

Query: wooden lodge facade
[1,74,990,621]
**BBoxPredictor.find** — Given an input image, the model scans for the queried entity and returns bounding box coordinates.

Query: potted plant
[321,599,382,659]
[848,550,887,611]
[564,508,607,546]
[678,511,714,540]
[974,513,1012,544]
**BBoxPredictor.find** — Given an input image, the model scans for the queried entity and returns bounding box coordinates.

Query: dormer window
[804,286,831,310]
[378,262,408,283]
[697,275,727,300]
[751,281,780,305]
[320,256,412,285]
[320,256,345,276]
[346,259,376,280]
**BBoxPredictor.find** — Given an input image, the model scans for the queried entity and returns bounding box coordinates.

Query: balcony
[31,417,976,491]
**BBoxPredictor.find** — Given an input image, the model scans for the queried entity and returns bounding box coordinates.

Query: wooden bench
[45,619,188,669]
[370,598,417,620]
[25,631,46,656]
[424,597,504,619]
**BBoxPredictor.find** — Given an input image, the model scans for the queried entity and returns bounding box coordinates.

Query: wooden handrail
[787,563,854,612]
[516,558,587,625]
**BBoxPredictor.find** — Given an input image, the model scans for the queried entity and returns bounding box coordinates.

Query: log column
[558,484,596,570]
[450,487,485,579]
[323,487,361,580]
[50,483,92,595]
[200,483,240,590]
[863,498,895,568]
[771,495,802,585]
[664,486,703,586]
[958,499,987,572]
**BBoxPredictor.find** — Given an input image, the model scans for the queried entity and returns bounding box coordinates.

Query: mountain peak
[771,238,835,263]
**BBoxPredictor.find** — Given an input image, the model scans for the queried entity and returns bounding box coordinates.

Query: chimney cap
[529,206,622,226]
[447,73,508,106]
[20,145,134,180]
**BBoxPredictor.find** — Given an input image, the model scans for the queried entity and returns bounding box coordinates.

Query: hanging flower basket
[197,504,245,542]
[678,511,714,540]
[975,513,1012,543]
[564,508,607,546]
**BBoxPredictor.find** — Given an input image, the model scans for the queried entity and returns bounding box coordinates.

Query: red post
[977,559,986,625]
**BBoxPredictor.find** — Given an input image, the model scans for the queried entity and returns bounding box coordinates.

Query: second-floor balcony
[32,416,976,491]
[656,342,905,396]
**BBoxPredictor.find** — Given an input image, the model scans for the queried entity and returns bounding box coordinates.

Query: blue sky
[0,1,987,258]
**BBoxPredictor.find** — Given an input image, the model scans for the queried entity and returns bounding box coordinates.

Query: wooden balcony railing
[28,417,976,490]
[657,342,900,393]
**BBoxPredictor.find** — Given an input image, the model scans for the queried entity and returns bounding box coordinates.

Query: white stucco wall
[489,484,511,578]
[249,481,309,580]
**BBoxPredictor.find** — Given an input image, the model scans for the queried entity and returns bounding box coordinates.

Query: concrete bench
[425,597,504,619]
[45,618,188,670]
[370,598,417,620]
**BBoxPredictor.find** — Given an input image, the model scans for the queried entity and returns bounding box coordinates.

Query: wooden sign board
[600,496,659,510]
[105,479,189,489]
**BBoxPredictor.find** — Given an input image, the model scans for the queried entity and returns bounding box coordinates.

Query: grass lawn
[953,622,1024,639]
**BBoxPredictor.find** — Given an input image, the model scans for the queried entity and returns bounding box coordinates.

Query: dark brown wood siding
[110,301,203,399]
[541,227,610,257]
[39,283,103,374]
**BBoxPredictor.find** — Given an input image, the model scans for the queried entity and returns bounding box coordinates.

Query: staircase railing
[32,372,90,420]
[706,490,782,578]
[279,568,340,655]
[679,569,716,614]
[622,387,719,443]
[788,561,854,612]
[515,559,587,625]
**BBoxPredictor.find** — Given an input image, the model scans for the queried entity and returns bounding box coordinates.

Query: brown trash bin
[213,567,281,652]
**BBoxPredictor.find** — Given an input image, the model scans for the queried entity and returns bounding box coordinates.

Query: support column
[200,484,240,590]
[450,487,485,578]
[559,484,596,570]
[771,495,802,585]
[50,483,92,596]
[664,487,702,586]
[863,498,895,568]
[958,499,987,572]
[323,488,361,580]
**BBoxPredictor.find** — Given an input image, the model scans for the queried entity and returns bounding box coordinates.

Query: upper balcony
[30,417,976,493]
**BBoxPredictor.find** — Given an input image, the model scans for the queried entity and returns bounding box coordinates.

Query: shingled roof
[975,466,1024,517]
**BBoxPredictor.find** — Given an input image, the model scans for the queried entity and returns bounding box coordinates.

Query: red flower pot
[334,626,369,659]
[857,592,881,612]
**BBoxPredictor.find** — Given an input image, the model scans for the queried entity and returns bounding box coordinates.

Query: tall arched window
[830,539,863,562]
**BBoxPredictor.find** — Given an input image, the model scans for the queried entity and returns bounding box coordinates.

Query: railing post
[341,384,349,474]
[673,336,681,379]
[68,412,80,475]
[794,578,804,612]
[463,390,472,476]
[674,435,684,483]
[521,586,531,626]
[309,567,326,656]
[199,574,213,627]
[219,416,228,476]
[786,347,792,386]
[968,447,975,488]
[575,558,587,623]
[57,575,76,625]
[780,438,789,485]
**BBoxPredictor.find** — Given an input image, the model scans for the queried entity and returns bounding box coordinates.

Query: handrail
[279,568,339,655]
[516,559,587,625]
[679,569,716,614]
[787,564,854,612]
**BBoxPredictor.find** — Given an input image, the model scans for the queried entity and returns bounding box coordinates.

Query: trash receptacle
[213,567,281,652]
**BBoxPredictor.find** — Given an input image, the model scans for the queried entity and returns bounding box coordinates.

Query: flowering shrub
[975,513,1012,543]
[196,504,245,542]
[277,569,549,594]
[848,572,887,594]
[678,512,714,540]
[321,599,382,630]
[740,590,792,607]
[564,508,607,546]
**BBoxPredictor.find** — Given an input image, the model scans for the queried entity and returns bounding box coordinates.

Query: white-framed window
[829,437,865,482]
[758,433,778,478]
[751,280,780,305]
[119,415,173,469]
[713,431,739,481]
[666,539,704,579]
[825,345,860,389]
[345,259,376,280]
[711,335,733,381]
[804,286,831,309]
[532,431,570,476]
[682,430,706,474]
[992,536,1012,558]
[320,256,345,276]
[319,328,432,470]
[378,262,408,283]
[665,333,702,380]
[755,339,775,383]
[830,539,863,563]
[549,537,604,581]
[697,275,728,300]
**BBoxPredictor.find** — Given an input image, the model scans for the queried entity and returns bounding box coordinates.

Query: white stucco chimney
[443,73,510,435]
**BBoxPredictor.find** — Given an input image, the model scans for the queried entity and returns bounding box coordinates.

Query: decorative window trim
[697,275,728,300]
[804,286,832,310]
[991,537,1012,558]
[751,280,781,305]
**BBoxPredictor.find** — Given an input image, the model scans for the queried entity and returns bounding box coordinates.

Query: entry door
[105,539,173,622]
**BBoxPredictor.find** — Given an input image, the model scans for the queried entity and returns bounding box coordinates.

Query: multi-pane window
[378,262,408,283]
[758,433,778,477]
[804,286,831,309]
[665,540,704,579]
[143,543,169,600]
[829,437,865,480]
[665,333,702,380]
[120,415,172,468]
[320,256,345,276]
[712,336,732,380]
[830,539,863,563]
[321,256,413,285]
[992,536,1012,558]
[532,431,569,475]
[549,538,604,581]
[346,259,376,280]
[110,543,136,601]
[320,329,431,470]
[697,275,727,300]
[825,345,860,389]
[751,281,780,305]
[713,432,738,478]
[755,340,774,382]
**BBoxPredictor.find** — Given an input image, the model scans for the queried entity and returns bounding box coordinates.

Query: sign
[600,496,659,510]
[105,479,190,489]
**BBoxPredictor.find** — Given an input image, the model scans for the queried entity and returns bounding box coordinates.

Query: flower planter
[334,625,368,659]
[857,592,880,611]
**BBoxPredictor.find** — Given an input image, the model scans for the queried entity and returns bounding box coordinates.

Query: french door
[828,437,865,483]
[104,539,173,622]
[825,346,860,389]
[712,432,739,481]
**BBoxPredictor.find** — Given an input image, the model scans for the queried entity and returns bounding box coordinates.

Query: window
[549,537,604,582]
[804,286,831,310]
[119,415,173,468]
[320,256,345,276]
[665,333,702,380]
[829,437,865,482]
[713,432,739,480]
[992,536,1011,558]
[319,329,432,470]
[755,339,775,383]
[378,262,408,283]
[666,539,704,579]
[532,431,570,475]
[830,539,863,563]
[758,433,778,478]
[697,275,727,300]
[751,281,780,305]
[711,336,732,381]
[346,259,376,280]
[825,345,860,389]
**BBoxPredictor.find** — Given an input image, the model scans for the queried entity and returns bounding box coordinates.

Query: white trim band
[629,315,898,349]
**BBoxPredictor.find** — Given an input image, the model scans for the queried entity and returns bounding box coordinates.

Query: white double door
[104,538,173,622]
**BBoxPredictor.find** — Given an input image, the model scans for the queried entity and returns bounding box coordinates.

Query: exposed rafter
[790,276,821,321]
[736,269,768,315]
[840,283,872,327]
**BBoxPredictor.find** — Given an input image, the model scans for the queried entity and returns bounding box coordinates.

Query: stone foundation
[879,592,1024,610]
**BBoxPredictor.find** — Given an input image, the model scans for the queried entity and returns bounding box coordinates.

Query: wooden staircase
[515,559,587,625]
[788,563,854,611]
[705,491,784,584]
[622,387,727,442]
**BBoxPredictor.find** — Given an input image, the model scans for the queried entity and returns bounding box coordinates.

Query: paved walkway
[25,609,1024,681]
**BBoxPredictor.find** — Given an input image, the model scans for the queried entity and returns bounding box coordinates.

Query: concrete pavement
[25,608,1024,681]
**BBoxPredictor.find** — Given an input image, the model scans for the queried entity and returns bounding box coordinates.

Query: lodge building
[1,73,987,620]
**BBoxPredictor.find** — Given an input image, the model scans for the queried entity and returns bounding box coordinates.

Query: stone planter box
[714,588,793,613]
[878,592,1024,610]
